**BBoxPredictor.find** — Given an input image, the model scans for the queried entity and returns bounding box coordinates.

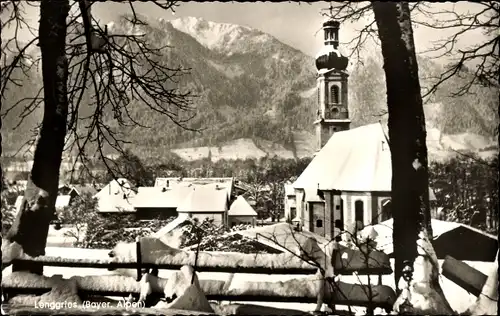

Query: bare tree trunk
[372,2,432,291]
[6,0,70,274]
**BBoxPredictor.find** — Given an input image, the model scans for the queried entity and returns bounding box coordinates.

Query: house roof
[233,222,331,253]
[96,193,136,213]
[55,195,72,209]
[177,185,228,213]
[294,123,392,191]
[228,196,257,217]
[71,185,98,197]
[362,218,497,257]
[152,213,191,240]
[94,178,135,199]
[15,195,72,210]
[58,184,71,190]
[95,178,136,213]
[304,187,324,202]
[132,186,193,209]
[234,181,252,192]
[155,177,234,198]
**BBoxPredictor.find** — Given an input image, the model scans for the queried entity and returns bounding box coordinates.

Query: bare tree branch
[2,1,200,185]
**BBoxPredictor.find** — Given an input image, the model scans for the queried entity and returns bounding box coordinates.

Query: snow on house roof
[304,187,324,202]
[155,177,234,197]
[94,178,136,213]
[363,218,497,257]
[133,186,193,209]
[177,185,228,213]
[152,213,191,239]
[14,195,72,211]
[228,196,257,217]
[94,178,135,199]
[294,123,392,191]
[233,222,331,253]
[96,193,136,213]
[55,195,72,209]
[58,183,71,190]
[70,185,97,197]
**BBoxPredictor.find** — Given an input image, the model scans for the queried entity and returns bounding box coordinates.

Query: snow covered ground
[2,246,495,314]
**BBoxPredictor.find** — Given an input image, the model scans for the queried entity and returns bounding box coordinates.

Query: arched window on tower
[330,85,340,104]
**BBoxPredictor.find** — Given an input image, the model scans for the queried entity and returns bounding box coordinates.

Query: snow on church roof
[294,123,392,191]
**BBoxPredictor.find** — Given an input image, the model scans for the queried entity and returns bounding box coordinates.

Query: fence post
[136,237,142,282]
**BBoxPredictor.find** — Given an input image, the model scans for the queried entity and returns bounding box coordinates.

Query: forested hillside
[2,16,497,160]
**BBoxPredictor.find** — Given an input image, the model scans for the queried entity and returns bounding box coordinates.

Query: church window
[316,219,323,228]
[381,199,392,221]
[330,85,340,104]
[355,200,364,224]
[338,198,345,229]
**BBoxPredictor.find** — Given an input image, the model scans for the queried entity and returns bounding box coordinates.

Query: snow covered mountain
[2,16,497,161]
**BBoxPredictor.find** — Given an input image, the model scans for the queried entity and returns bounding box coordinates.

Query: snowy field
[2,246,495,314]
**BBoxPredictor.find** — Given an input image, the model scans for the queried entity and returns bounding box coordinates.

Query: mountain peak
[169,16,269,54]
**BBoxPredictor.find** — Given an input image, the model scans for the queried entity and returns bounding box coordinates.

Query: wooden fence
[3,238,491,315]
[2,236,398,314]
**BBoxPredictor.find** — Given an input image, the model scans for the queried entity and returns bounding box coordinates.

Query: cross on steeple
[321,2,334,18]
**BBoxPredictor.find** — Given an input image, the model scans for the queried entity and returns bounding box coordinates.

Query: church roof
[294,123,392,191]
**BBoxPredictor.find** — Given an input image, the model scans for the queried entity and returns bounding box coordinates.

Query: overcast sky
[3,1,487,60]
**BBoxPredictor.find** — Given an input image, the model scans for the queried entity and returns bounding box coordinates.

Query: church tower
[314,19,350,151]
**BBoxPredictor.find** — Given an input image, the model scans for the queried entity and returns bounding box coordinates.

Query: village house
[284,183,296,221]
[364,218,498,262]
[94,178,136,214]
[154,177,243,200]
[58,184,98,200]
[228,195,258,227]
[132,185,193,220]
[92,177,256,226]
[176,184,230,226]
[290,18,439,241]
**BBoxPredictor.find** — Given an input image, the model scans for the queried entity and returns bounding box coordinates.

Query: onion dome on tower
[315,19,349,71]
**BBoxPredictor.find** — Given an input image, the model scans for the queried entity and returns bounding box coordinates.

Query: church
[287,18,437,240]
